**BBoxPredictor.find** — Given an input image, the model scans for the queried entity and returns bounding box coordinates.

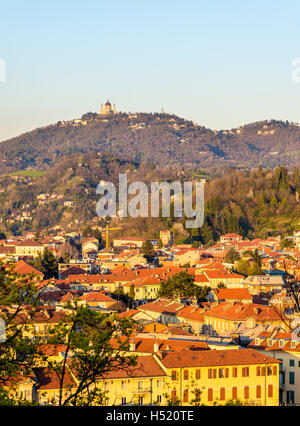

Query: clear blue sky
[1,0,300,141]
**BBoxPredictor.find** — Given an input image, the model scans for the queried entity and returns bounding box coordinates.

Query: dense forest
[1,112,300,173]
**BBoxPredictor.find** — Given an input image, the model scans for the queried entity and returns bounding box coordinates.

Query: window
[183,390,189,403]
[289,372,295,385]
[171,371,177,381]
[208,369,217,379]
[219,368,225,379]
[208,388,213,402]
[122,397,127,405]
[279,340,284,348]
[184,370,189,380]
[242,367,250,377]
[220,388,226,401]
[291,341,296,349]
[244,386,249,400]
[256,386,261,399]
[157,395,162,403]
[232,368,238,378]
[171,390,177,402]
[273,366,277,376]
[287,391,295,405]
[290,360,295,367]
[139,397,144,405]
[196,369,201,380]
[232,387,238,400]
[268,385,273,398]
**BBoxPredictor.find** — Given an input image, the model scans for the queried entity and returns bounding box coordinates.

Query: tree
[47,304,136,406]
[111,288,133,308]
[128,284,136,307]
[235,259,250,277]
[0,263,44,402]
[30,247,58,279]
[280,238,295,249]
[82,227,102,243]
[158,239,163,249]
[235,257,264,277]
[225,248,240,264]
[158,271,210,301]
[141,240,156,264]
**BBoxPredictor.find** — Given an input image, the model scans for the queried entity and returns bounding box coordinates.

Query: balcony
[279,383,286,390]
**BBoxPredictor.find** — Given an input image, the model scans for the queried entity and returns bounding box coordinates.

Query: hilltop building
[99,100,117,116]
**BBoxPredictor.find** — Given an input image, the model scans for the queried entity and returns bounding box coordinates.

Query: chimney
[130,341,136,352]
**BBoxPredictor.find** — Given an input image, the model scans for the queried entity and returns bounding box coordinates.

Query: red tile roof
[13,260,44,277]
[215,288,253,301]
[17,239,44,247]
[79,293,115,303]
[34,367,76,390]
[177,306,206,322]
[160,348,279,368]
[139,299,183,315]
[102,356,166,379]
[204,270,243,280]
[204,302,283,322]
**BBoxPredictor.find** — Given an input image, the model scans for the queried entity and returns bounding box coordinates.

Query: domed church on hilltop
[99,100,117,116]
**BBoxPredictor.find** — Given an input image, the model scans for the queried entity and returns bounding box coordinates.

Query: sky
[1,0,300,141]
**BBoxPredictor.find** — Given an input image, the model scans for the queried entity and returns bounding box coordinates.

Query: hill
[1,151,300,242]
[1,112,300,173]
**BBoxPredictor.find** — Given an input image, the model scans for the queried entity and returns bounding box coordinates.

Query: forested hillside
[0,150,300,243]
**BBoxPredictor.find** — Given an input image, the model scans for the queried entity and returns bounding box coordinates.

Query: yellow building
[15,307,66,343]
[154,348,279,406]
[4,375,36,403]
[249,330,300,406]
[123,276,161,301]
[203,302,286,336]
[5,348,280,406]
[32,356,167,406]
[203,270,244,289]
[99,356,167,406]
[15,239,45,258]
[34,367,77,405]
